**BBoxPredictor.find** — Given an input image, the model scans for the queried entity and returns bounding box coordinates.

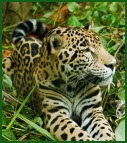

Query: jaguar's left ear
[49,34,62,54]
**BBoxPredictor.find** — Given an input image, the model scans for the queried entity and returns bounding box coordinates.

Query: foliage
[115,119,125,141]
[3,74,17,96]
[2,2,125,141]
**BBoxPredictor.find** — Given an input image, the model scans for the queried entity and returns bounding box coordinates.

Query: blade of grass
[53,2,63,27]
[18,133,29,141]
[2,24,17,32]
[17,114,56,141]
[6,83,38,130]
[2,134,12,141]
[115,115,125,125]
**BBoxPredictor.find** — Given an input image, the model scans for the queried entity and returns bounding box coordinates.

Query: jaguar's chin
[97,76,113,87]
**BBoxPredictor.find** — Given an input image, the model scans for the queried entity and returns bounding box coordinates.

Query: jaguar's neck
[34,56,63,83]
[35,71,92,98]
[34,55,94,97]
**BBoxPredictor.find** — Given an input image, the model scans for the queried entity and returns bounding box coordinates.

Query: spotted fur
[2,19,116,141]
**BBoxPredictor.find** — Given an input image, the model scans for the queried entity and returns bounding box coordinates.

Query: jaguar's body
[2,19,116,141]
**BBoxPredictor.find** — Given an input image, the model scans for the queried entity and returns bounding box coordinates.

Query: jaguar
[2,19,116,141]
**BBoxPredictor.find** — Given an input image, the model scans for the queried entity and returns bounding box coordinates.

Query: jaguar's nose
[104,59,116,71]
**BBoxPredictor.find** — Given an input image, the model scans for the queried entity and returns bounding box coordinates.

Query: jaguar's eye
[80,46,95,53]
[80,46,90,53]
[83,48,90,52]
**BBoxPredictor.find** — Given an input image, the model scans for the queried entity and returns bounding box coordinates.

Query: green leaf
[115,119,125,141]
[85,5,90,10]
[12,86,17,96]
[96,6,107,13]
[116,90,125,100]
[2,46,9,50]
[68,16,84,27]
[110,43,121,52]
[39,17,53,25]
[120,20,125,26]
[18,114,56,141]
[92,26,105,33]
[10,44,15,50]
[93,11,100,24]
[67,2,80,13]
[93,10,99,18]
[111,18,120,28]
[86,16,92,23]
[113,71,123,83]
[43,11,54,18]
[79,10,92,22]
[32,5,38,12]
[34,117,43,126]
[3,74,12,89]
[102,14,115,21]
[2,129,16,141]
[39,11,54,25]
[5,38,9,44]
[44,18,53,25]
[22,108,33,118]
[27,124,33,130]
[98,35,107,49]
[113,29,118,35]
[84,10,92,19]
[108,2,118,14]
[2,116,9,126]
[114,71,122,80]
[2,101,14,112]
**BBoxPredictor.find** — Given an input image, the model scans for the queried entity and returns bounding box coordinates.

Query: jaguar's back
[2,19,116,141]
[2,19,48,95]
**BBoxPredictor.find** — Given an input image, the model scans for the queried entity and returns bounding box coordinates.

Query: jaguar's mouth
[85,74,113,86]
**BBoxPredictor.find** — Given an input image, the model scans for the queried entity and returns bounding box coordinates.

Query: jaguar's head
[41,27,116,86]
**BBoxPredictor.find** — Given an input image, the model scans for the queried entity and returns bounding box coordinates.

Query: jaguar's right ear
[47,34,62,54]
